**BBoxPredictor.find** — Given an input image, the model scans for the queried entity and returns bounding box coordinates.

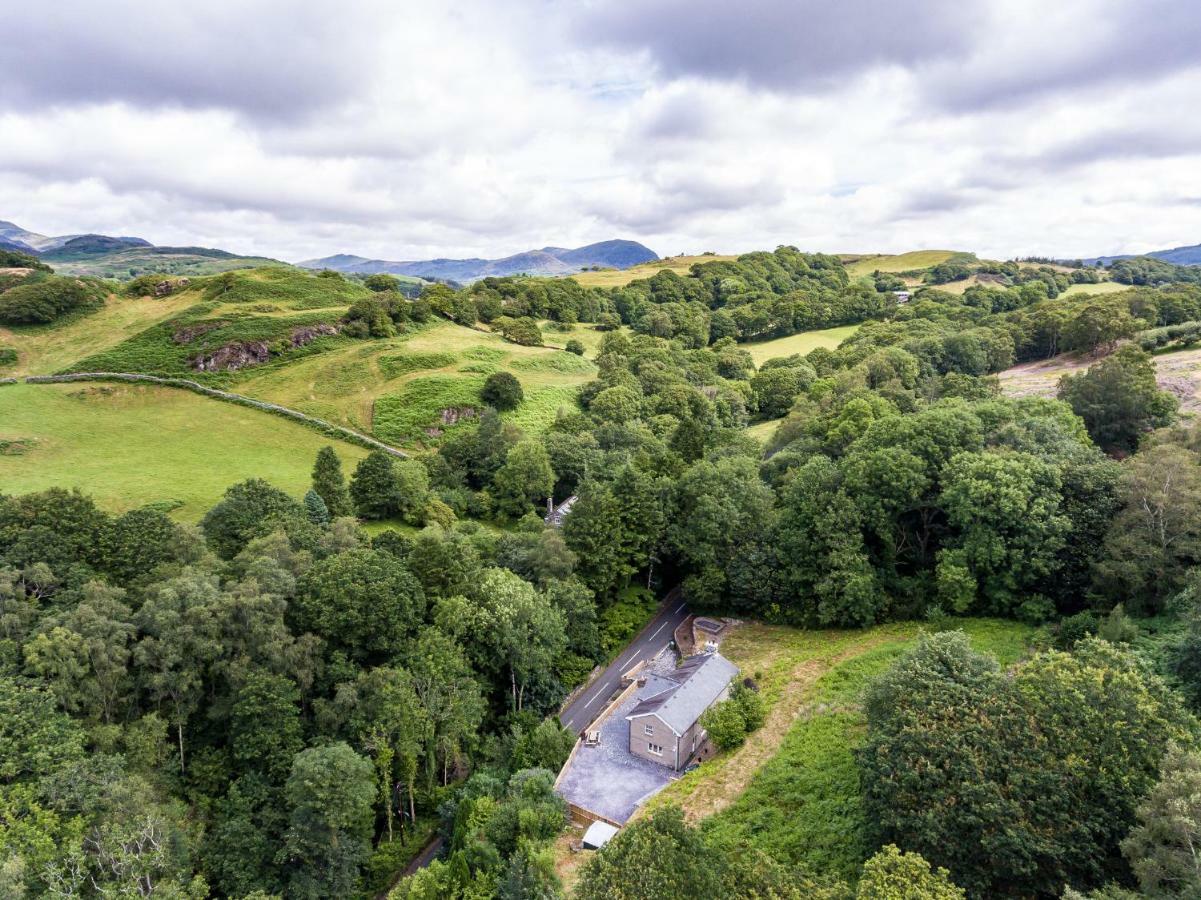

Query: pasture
[743,324,860,365]
[0,381,369,521]
[570,254,737,288]
[842,249,963,277]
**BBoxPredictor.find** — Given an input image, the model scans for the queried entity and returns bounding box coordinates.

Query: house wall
[628,714,678,768]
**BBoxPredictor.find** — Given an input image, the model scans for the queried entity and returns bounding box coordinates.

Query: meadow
[841,249,963,277]
[569,254,737,288]
[742,323,861,365]
[0,381,369,520]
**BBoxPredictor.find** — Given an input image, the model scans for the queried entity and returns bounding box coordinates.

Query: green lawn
[0,381,369,521]
[743,324,861,366]
[646,617,1036,884]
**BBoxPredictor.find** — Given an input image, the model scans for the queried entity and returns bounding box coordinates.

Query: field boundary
[22,372,409,457]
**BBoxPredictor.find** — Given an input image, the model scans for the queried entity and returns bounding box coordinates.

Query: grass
[745,419,780,444]
[0,381,369,521]
[0,291,198,376]
[743,324,861,366]
[44,247,283,280]
[235,320,596,447]
[1060,281,1130,297]
[842,250,963,278]
[569,255,737,289]
[538,321,632,357]
[642,617,1036,883]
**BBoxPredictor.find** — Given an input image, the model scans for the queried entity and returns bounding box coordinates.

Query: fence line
[22,372,409,457]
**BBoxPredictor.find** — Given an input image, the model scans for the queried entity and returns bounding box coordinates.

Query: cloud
[576,0,975,92]
[2,0,393,118]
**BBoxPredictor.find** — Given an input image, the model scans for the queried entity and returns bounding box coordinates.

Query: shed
[582,820,620,850]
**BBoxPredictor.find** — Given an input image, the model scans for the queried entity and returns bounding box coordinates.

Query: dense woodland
[7,246,1201,898]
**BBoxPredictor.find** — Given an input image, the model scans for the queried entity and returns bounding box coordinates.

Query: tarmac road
[559,587,690,734]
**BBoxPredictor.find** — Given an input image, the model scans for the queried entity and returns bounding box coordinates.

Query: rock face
[187,323,340,372]
[154,277,190,296]
[191,341,271,372]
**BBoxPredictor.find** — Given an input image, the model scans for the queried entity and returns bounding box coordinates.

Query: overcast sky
[2,0,1199,262]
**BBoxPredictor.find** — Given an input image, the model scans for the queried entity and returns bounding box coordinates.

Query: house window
[648,742,663,756]
[643,723,654,736]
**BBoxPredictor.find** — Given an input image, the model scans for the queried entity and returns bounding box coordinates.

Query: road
[560,587,690,734]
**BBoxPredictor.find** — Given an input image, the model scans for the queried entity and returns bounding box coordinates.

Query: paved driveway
[556,652,680,823]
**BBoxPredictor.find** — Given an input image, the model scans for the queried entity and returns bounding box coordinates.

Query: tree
[860,632,1196,898]
[293,549,425,663]
[283,743,375,900]
[405,628,486,789]
[577,807,722,900]
[856,845,965,900]
[364,273,401,292]
[201,479,305,559]
[481,372,524,411]
[303,489,329,525]
[1122,745,1201,897]
[349,450,401,520]
[230,671,303,784]
[565,339,585,356]
[98,507,184,582]
[699,696,747,750]
[491,440,555,519]
[311,446,353,518]
[0,677,85,784]
[1095,444,1201,613]
[1059,346,1177,454]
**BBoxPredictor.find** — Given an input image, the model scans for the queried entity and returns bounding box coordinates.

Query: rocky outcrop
[154,277,190,296]
[173,321,225,344]
[191,341,271,372]
[289,323,339,346]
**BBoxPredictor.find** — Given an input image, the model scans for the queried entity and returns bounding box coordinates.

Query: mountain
[299,239,658,281]
[1082,242,1201,267]
[0,219,283,279]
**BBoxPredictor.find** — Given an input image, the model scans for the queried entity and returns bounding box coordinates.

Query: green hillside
[44,244,286,279]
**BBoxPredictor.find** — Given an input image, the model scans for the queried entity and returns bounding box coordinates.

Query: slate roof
[625,652,739,736]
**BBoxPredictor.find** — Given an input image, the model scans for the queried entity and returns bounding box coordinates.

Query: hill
[570,252,737,287]
[1083,242,1201,267]
[0,219,284,279]
[300,239,658,281]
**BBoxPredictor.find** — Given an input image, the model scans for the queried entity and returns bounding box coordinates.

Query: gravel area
[557,651,680,823]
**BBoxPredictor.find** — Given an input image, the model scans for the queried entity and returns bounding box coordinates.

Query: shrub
[481,371,524,410]
[565,339,585,356]
[0,347,16,367]
[0,276,106,325]
[701,697,749,750]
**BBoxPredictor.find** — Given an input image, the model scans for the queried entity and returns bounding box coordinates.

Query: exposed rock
[440,407,478,425]
[289,323,339,347]
[154,277,190,296]
[191,341,271,372]
[173,321,225,344]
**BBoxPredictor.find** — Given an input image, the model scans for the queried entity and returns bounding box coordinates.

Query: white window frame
[643,723,654,736]
[648,742,663,756]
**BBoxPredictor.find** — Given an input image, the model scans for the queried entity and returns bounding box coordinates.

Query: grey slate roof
[625,652,739,736]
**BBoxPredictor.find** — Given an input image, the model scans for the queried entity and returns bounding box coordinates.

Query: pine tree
[304,489,330,525]
[311,446,353,517]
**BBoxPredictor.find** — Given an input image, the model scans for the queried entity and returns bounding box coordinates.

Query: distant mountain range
[298,239,659,281]
[0,220,281,279]
[1082,242,1201,267]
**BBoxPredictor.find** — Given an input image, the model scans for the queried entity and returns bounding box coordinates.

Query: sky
[2,0,1200,263]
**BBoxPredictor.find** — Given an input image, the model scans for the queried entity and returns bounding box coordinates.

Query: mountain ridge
[298,238,658,281]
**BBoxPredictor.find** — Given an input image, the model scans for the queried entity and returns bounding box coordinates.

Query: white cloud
[1,0,1200,262]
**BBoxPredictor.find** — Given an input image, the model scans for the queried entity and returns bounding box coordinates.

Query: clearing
[1000,346,1201,415]
[570,255,737,289]
[1060,281,1130,297]
[637,618,1034,883]
[842,250,964,278]
[743,324,860,365]
[0,381,369,520]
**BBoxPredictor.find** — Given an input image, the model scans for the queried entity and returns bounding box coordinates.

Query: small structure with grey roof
[625,652,739,770]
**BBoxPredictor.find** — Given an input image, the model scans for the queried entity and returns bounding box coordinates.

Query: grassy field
[0,381,369,520]
[842,250,963,278]
[743,324,860,365]
[638,618,1034,883]
[570,255,737,289]
[0,291,199,376]
[745,419,781,444]
[237,319,597,446]
[1060,281,1130,297]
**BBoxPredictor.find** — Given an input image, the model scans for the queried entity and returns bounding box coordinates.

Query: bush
[0,347,16,367]
[481,371,524,410]
[1054,610,1099,649]
[565,339,585,356]
[0,276,106,325]
[701,697,749,750]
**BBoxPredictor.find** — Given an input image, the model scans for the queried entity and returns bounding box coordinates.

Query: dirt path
[639,631,896,825]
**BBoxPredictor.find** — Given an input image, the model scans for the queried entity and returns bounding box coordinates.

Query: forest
[5,245,1201,899]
